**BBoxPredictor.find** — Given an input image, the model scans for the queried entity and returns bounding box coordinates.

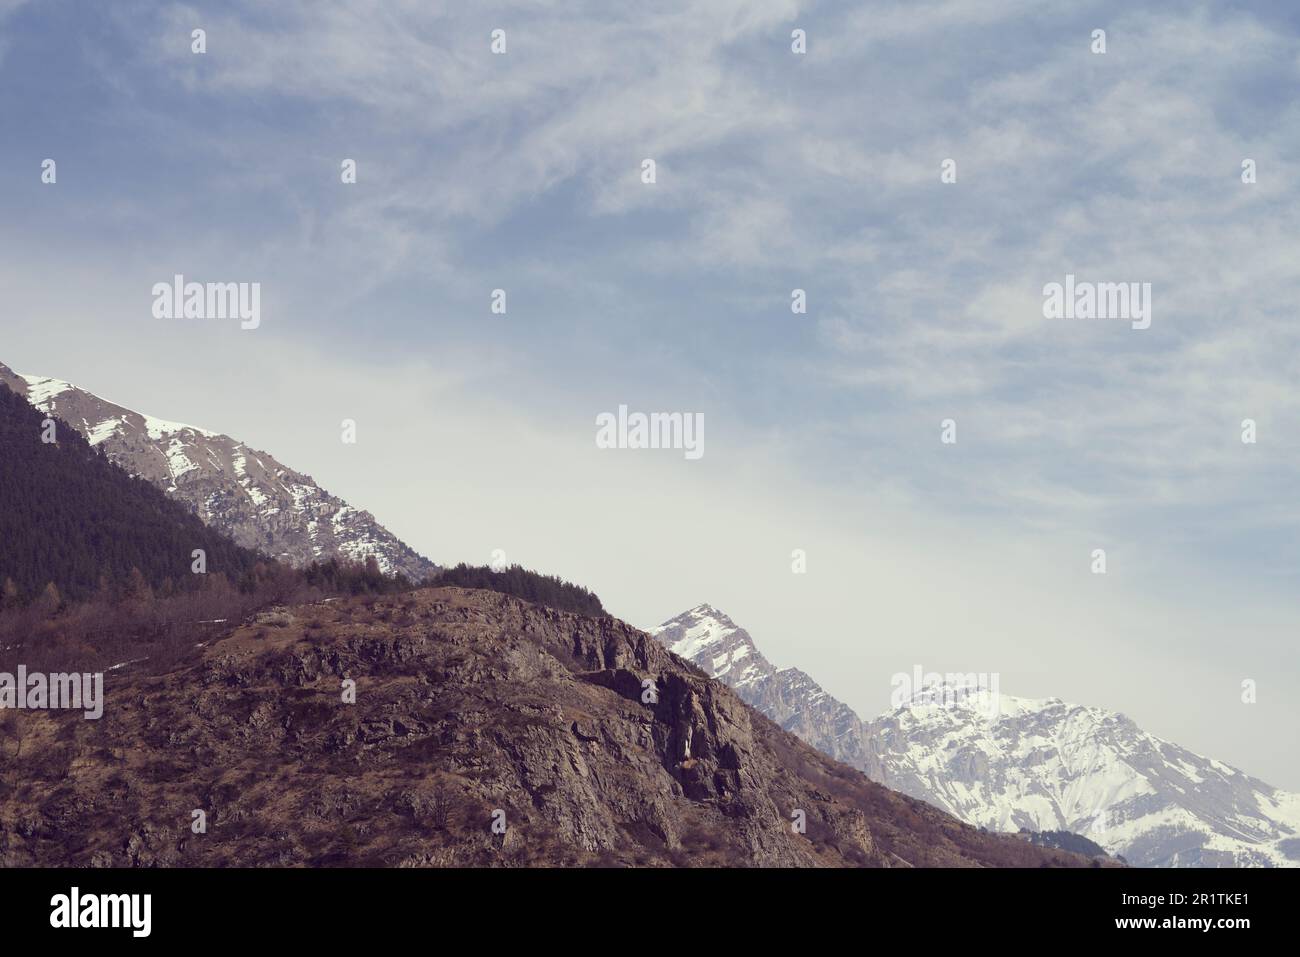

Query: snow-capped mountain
[650,605,872,772]
[868,685,1300,868]
[0,360,437,580]
[653,605,1300,868]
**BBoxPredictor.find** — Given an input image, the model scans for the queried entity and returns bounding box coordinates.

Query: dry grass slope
[0,587,1110,868]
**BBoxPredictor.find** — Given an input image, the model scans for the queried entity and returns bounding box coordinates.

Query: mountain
[867,684,1300,868]
[0,361,437,581]
[650,605,873,772]
[653,605,1300,868]
[0,382,261,603]
[0,586,1099,868]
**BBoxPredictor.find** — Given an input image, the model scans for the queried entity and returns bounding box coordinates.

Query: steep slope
[654,605,1300,868]
[866,686,1300,868]
[0,588,1098,868]
[0,361,436,581]
[651,606,872,777]
[0,383,260,602]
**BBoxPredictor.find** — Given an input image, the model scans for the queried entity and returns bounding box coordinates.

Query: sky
[1,1,1298,786]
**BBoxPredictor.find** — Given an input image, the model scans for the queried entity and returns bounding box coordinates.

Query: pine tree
[122,567,154,604]
[36,581,61,617]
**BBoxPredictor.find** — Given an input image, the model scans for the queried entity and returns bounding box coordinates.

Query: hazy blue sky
[2,1,1299,786]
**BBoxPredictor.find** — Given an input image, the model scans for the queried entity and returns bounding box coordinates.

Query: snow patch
[19,374,73,406]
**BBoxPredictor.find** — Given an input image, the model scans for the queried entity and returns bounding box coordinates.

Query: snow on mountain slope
[0,361,438,581]
[650,605,872,774]
[654,605,1300,867]
[867,686,1300,867]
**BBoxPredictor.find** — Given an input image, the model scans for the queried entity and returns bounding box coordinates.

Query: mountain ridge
[0,360,438,581]
[0,382,262,602]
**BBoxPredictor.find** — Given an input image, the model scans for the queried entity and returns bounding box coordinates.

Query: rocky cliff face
[0,361,437,581]
[0,588,1095,868]
[651,605,873,774]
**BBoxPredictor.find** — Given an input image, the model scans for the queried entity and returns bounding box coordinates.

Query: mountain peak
[651,604,763,685]
[668,602,731,622]
[652,606,874,773]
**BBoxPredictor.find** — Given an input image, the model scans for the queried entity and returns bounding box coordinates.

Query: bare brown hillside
[0,587,1107,867]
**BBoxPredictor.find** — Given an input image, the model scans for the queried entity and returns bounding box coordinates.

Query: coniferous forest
[428,562,608,617]
[0,384,262,606]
